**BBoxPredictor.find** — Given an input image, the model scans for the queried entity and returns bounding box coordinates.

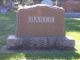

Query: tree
[51,0,59,5]
[19,0,28,4]
[51,0,63,6]
[33,0,43,4]
[0,0,4,6]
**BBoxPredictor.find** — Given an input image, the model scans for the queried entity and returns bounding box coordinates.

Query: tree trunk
[0,0,3,6]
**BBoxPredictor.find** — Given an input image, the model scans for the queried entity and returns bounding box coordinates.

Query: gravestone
[7,4,75,50]
[17,5,65,36]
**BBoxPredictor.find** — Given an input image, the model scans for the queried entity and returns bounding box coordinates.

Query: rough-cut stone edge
[18,4,64,12]
[7,35,75,50]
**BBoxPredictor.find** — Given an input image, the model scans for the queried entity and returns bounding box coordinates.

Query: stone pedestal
[7,35,75,50]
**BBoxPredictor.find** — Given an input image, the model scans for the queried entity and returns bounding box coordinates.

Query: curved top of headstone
[16,4,65,36]
[18,4,64,11]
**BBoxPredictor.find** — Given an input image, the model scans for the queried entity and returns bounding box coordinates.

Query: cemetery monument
[7,4,75,50]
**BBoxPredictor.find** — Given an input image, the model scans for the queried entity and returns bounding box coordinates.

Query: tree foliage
[33,0,43,4]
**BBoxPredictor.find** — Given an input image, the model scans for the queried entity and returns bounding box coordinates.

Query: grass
[0,12,16,21]
[0,50,80,60]
[0,12,80,60]
[65,18,80,40]
[0,12,16,48]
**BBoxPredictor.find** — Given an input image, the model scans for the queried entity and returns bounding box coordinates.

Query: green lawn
[65,18,80,40]
[0,12,80,60]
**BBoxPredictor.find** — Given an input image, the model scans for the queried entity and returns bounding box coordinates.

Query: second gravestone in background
[7,4,75,50]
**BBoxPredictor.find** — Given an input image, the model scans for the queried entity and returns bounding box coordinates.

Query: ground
[0,12,80,60]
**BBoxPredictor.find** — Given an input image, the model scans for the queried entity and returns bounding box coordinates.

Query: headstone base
[7,35,75,50]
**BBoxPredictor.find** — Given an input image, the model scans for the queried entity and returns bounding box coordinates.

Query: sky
[41,0,53,5]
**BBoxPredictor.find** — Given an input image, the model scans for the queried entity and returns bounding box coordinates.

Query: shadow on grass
[0,12,16,21]
[24,50,80,60]
[0,50,80,60]
[65,18,80,32]
[0,20,16,48]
